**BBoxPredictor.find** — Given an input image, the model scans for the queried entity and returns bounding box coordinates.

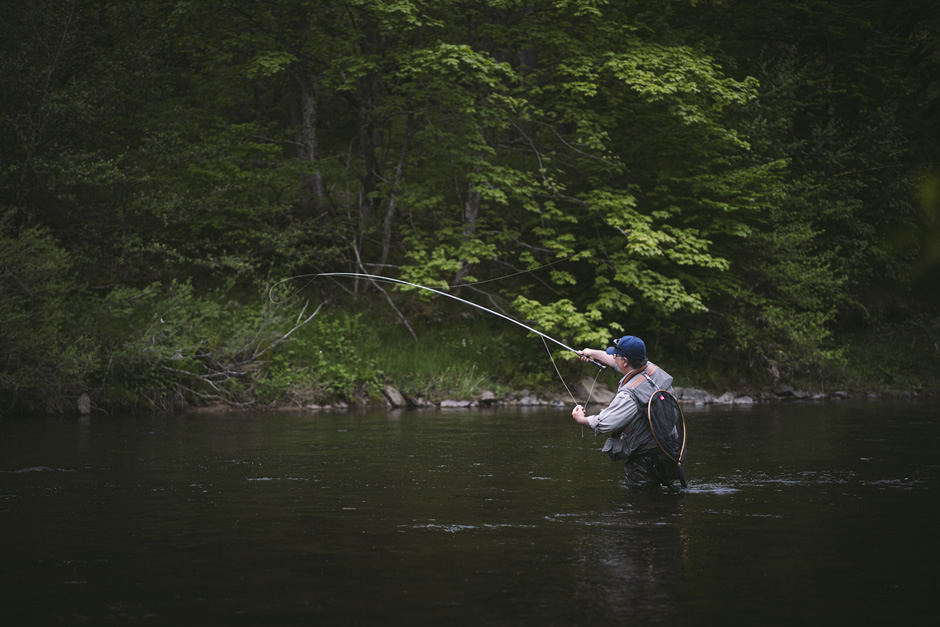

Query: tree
[0,218,90,412]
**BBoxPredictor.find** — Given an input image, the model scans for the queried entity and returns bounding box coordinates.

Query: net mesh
[646,390,687,489]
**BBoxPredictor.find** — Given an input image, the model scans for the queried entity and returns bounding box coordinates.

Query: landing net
[647,389,687,489]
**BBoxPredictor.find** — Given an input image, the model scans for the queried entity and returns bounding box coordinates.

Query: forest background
[2,0,939,415]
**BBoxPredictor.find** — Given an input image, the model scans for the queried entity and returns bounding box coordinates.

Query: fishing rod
[301,272,606,370]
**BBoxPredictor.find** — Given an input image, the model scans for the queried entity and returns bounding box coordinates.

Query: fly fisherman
[572,336,683,490]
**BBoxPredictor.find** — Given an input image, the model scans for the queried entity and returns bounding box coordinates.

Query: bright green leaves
[512,295,608,350]
[661,225,729,269]
[578,187,727,315]
[603,44,741,103]
[245,51,296,78]
[403,43,514,88]
[547,0,607,19]
[590,274,635,316]
[401,226,499,288]
[397,42,518,116]
[598,254,708,317]
[632,270,708,314]
[350,0,444,30]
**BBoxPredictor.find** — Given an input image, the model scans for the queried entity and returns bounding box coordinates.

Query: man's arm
[578,347,616,369]
[572,389,638,434]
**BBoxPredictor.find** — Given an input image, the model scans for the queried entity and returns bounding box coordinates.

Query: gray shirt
[586,362,675,462]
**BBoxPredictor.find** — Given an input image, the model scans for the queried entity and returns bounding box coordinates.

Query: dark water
[1,400,936,625]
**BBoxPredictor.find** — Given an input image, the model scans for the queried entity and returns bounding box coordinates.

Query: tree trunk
[357,89,379,222]
[291,62,328,215]
[453,151,486,285]
[380,115,412,267]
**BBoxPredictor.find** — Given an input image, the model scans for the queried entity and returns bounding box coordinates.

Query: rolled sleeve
[588,389,639,435]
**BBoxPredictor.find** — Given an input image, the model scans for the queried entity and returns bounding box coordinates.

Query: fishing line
[540,336,603,406]
[433,253,581,289]
[579,368,604,438]
[269,255,580,299]
[542,336,576,404]
[276,272,606,370]
[582,367,602,408]
[541,336,604,437]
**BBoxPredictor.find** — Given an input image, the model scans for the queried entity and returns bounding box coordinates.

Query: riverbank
[189,378,927,415]
[370,381,926,410]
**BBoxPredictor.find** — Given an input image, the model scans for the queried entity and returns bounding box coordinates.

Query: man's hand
[571,404,588,426]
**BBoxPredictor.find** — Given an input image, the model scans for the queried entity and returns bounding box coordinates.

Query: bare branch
[350,245,418,341]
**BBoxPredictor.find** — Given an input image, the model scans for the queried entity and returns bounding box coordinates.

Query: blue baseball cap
[605,335,646,362]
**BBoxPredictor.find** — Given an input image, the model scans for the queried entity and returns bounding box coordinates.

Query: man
[572,335,683,490]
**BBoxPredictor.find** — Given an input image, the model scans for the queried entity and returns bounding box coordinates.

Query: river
[1,399,936,625]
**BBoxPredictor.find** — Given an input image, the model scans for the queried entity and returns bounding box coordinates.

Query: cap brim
[605,347,618,355]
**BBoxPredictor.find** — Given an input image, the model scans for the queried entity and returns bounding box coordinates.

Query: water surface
[1,400,935,625]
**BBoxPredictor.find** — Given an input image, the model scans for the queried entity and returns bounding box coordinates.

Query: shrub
[0,221,93,414]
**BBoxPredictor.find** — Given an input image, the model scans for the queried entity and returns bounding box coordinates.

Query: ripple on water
[400,521,538,533]
[245,476,312,482]
[3,467,75,474]
[859,478,920,490]
[683,483,740,495]
[685,469,920,494]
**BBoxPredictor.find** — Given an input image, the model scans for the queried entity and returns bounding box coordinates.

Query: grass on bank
[236,298,566,407]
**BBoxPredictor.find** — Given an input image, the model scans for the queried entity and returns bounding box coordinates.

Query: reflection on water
[0,400,936,625]
[566,495,688,626]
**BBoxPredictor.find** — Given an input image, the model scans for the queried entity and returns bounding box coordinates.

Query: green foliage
[258,311,383,404]
[371,314,537,399]
[0,220,92,413]
[512,296,607,353]
[86,279,336,409]
[246,51,297,78]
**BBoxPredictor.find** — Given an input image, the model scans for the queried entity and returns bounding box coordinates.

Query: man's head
[606,335,647,368]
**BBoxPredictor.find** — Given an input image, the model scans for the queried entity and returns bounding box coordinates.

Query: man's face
[614,354,629,374]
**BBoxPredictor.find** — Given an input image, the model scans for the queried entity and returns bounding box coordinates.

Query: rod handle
[576,352,607,370]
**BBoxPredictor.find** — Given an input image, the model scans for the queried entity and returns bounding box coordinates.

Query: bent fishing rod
[296,272,606,370]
